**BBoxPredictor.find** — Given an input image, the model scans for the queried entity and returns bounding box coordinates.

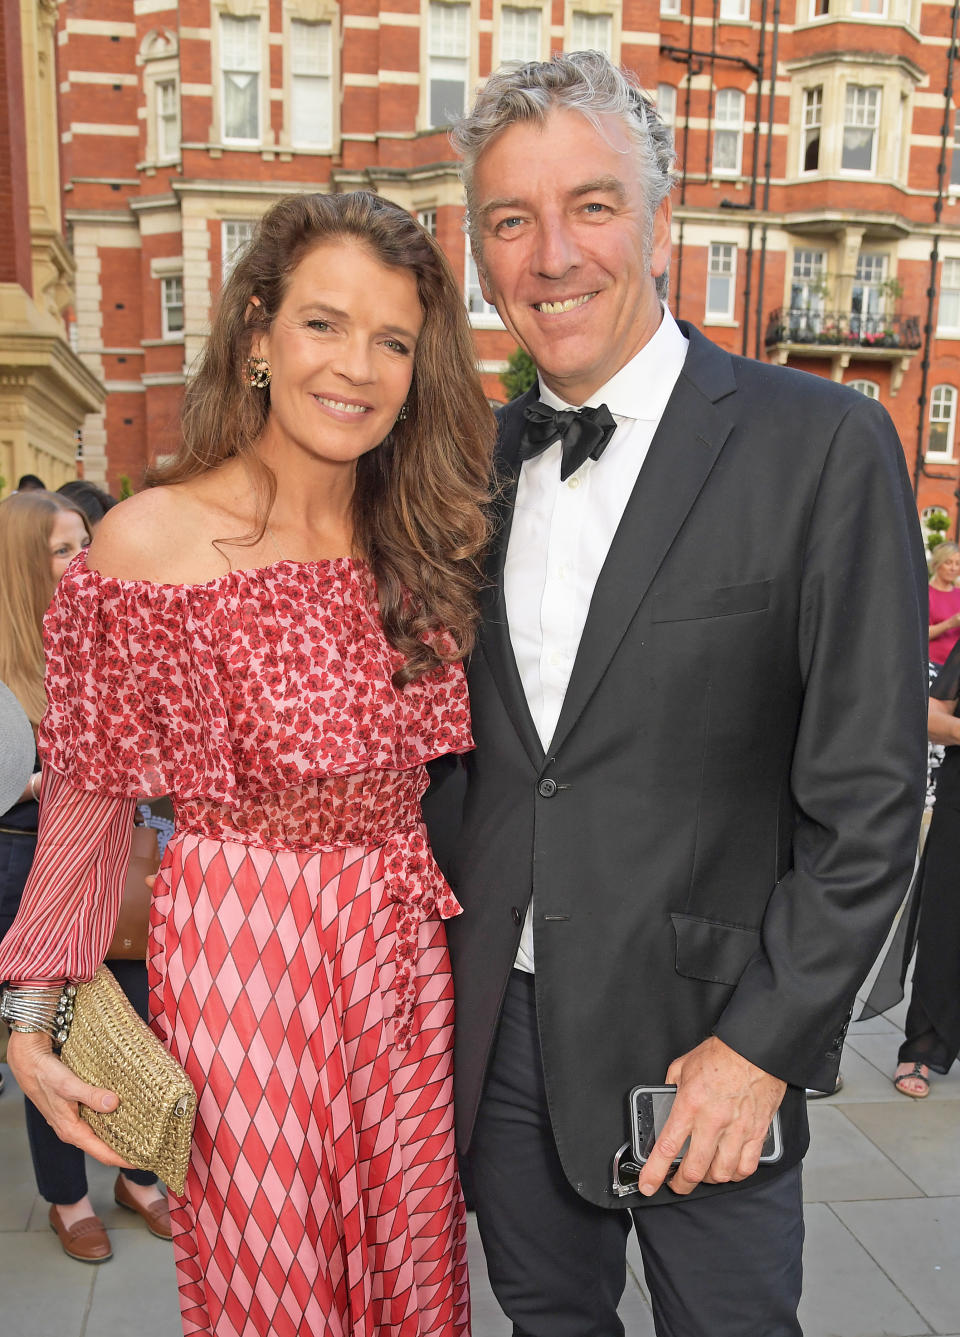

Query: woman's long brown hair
[0,491,92,724]
[149,191,495,684]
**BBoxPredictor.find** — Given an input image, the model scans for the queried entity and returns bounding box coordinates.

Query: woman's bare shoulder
[85,484,221,583]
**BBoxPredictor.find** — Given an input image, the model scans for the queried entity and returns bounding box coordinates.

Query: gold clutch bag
[59,965,197,1196]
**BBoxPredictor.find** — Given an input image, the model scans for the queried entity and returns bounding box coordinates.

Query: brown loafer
[49,1205,112,1262]
[113,1174,173,1240]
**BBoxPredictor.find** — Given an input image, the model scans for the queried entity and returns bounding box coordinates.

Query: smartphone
[628,1084,783,1166]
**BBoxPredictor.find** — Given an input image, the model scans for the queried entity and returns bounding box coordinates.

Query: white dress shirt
[504,307,690,972]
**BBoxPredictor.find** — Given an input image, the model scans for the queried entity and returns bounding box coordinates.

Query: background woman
[927,541,960,670]
[0,191,493,1336]
[891,642,960,1096]
[922,540,960,806]
[0,490,171,1259]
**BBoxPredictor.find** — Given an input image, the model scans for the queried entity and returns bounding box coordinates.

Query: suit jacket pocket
[671,913,762,986]
[651,580,771,623]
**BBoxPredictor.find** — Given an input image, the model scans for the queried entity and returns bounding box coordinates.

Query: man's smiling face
[472,106,671,406]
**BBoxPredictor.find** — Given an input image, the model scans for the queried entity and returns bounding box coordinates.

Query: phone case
[628,1084,783,1166]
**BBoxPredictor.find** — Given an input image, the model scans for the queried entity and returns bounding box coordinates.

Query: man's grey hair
[450,51,676,300]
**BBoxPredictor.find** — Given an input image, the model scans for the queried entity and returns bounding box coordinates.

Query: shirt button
[538,778,558,798]
[567,476,581,490]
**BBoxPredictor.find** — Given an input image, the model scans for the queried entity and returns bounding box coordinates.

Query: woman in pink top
[928,541,960,668]
[0,192,494,1337]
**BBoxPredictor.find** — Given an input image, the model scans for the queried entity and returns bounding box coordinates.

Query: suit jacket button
[538,778,558,798]
[511,906,523,925]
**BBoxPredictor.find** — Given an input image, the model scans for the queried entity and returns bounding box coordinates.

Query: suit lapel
[478,387,546,768]
[547,325,737,756]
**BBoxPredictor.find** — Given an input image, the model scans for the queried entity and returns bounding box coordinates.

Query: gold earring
[246,356,271,388]
[396,402,409,422]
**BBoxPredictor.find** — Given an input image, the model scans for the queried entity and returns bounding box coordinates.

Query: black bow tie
[519,401,618,482]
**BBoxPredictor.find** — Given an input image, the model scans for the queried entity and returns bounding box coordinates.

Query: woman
[927,541,960,670]
[891,642,960,1097]
[0,192,494,1335]
[923,541,960,806]
[0,491,172,1259]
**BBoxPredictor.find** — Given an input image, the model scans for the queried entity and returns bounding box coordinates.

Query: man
[436,52,927,1336]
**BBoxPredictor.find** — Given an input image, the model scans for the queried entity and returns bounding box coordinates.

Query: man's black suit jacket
[433,321,928,1210]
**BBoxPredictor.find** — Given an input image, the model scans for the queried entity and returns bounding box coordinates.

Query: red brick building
[0,0,102,494]
[56,0,960,537]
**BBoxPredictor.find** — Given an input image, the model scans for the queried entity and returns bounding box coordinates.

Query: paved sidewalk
[1,986,958,1337]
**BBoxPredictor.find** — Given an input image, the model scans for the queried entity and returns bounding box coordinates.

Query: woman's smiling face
[251,238,424,468]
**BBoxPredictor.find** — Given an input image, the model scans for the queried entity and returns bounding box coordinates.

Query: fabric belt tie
[383,826,462,1049]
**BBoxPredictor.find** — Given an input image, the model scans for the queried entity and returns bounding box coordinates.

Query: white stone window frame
[790,247,828,325]
[465,249,505,329]
[799,0,919,26]
[848,379,880,399]
[160,272,185,341]
[705,242,737,324]
[719,0,750,20]
[417,208,438,237]
[851,0,888,17]
[660,0,681,14]
[566,1,619,59]
[139,28,181,168]
[281,0,340,155]
[494,0,547,68]
[210,1,271,150]
[928,385,958,461]
[854,250,887,288]
[421,0,474,132]
[156,79,181,162]
[850,250,889,337]
[938,257,960,335]
[785,59,918,184]
[793,248,827,282]
[800,85,822,175]
[949,109,960,194]
[221,219,258,284]
[840,83,881,175]
[713,89,745,177]
[657,83,677,128]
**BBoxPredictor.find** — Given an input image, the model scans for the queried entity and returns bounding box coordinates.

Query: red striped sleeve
[0,767,136,986]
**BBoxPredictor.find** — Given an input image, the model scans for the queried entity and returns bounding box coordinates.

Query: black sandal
[893,1062,930,1099]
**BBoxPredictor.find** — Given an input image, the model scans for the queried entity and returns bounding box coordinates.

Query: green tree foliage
[501,346,538,401]
[118,474,134,500]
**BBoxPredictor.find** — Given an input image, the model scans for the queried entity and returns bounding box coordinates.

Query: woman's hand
[929,614,960,639]
[6,1030,134,1168]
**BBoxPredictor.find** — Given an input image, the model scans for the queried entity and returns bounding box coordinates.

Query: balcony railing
[765,309,922,351]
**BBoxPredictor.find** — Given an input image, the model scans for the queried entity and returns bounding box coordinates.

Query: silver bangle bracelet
[0,984,76,1042]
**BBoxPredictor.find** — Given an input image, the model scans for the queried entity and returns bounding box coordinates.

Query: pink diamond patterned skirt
[146,775,469,1337]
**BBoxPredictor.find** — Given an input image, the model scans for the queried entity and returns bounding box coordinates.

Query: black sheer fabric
[856,854,923,1024]
[859,643,960,1072]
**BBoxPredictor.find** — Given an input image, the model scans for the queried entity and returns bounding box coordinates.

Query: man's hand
[636,1036,786,1198]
